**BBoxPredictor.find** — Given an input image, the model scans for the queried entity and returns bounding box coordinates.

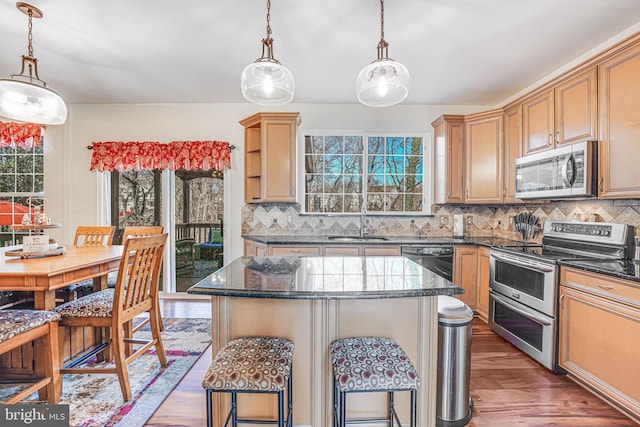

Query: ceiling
[1,0,640,107]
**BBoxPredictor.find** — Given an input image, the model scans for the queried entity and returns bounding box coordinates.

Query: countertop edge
[186,287,463,299]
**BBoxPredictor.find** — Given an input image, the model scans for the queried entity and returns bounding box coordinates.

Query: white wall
[43,103,487,263]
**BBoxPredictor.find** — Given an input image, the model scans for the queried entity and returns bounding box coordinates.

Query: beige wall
[42,103,486,261]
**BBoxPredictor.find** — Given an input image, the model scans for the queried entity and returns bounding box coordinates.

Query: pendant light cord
[266,0,272,39]
[377,0,389,60]
[27,8,34,57]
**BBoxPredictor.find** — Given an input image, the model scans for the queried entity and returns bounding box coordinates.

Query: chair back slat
[74,226,115,247]
[122,226,164,244]
[112,234,167,322]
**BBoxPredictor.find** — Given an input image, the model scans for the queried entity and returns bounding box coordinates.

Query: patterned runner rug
[2,317,211,427]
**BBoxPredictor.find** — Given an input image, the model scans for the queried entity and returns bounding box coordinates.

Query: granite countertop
[187,256,464,299]
[559,259,640,283]
[243,234,529,247]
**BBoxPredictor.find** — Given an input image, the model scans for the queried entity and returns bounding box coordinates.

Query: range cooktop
[491,245,602,264]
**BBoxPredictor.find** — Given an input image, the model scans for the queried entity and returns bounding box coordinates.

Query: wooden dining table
[0,245,124,379]
[0,245,124,310]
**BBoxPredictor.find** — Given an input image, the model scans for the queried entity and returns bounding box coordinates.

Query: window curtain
[89,140,232,172]
[0,121,42,149]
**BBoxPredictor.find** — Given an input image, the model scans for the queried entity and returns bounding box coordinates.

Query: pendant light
[240,0,295,106]
[0,2,67,125]
[356,0,410,107]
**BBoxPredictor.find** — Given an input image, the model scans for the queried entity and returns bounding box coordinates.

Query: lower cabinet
[268,245,321,256]
[243,240,401,257]
[244,239,267,256]
[559,267,640,423]
[453,246,477,308]
[475,247,491,322]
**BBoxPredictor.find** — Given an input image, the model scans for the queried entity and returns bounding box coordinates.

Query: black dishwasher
[401,245,454,281]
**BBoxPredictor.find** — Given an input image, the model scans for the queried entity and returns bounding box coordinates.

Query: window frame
[297,130,433,215]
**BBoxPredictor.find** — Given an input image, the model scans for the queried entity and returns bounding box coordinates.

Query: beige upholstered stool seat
[0,310,61,342]
[330,336,421,427]
[203,336,294,427]
[330,336,421,392]
[203,336,293,392]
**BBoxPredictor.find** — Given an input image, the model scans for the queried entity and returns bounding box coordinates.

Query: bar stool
[330,336,421,427]
[202,336,294,427]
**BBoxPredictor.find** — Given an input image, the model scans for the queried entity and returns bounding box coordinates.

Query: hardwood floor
[147,300,638,426]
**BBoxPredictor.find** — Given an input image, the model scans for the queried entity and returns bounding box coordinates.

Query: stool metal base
[333,378,417,427]
[206,372,293,427]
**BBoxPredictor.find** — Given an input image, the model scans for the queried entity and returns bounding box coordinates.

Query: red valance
[89,140,232,172]
[0,122,42,149]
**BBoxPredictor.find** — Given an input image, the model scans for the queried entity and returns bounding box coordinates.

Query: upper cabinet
[598,42,640,199]
[432,115,465,204]
[464,110,504,203]
[523,68,598,155]
[503,105,522,203]
[240,112,300,203]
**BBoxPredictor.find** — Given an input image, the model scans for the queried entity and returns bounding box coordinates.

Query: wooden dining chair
[54,234,168,402]
[74,225,116,247]
[55,225,117,303]
[0,310,61,404]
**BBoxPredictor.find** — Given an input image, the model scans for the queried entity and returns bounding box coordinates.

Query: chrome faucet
[360,204,368,238]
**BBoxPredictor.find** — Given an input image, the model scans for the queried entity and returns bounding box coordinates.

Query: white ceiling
[1,0,640,106]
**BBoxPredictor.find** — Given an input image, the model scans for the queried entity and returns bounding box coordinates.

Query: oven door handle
[491,292,553,326]
[490,252,555,273]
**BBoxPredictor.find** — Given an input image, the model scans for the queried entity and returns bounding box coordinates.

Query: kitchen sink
[327,236,389,242]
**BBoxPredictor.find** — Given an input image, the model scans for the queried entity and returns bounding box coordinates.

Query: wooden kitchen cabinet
[243,239,267,256]
[598,41,640,199]
[523,68,597,155]
[475,246,491,322]
[268,245,321,256]
[453,246,477,308]
[432,115,465,204]
[464,110,503,203]
[503,105,523,203]
[324,245,400,256]
[240,112,300,203]
[559,267,640,423]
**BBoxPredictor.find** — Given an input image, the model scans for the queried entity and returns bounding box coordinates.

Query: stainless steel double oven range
[488,220,634,371]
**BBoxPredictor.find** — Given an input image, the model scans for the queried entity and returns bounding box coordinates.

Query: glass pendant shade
[0,78,67,125]
[241,59,295,106]
[356,59,410,108]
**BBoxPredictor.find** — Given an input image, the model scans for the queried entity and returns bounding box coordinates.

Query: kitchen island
[188,255,462,427]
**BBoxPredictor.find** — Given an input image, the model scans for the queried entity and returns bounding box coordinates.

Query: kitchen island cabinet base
[209,295,438,427]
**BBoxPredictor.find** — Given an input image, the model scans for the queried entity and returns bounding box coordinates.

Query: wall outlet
[466,215,473,226]
[439,216,448,225]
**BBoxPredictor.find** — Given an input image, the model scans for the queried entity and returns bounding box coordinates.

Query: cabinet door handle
[291,249,302,254]
[559,293,566,310]
[447,190,451,199]
[598,177,604,193]
[503,187,507,198]
[594,282,614,290]
[555,130,560,144]
[548,134,553,146]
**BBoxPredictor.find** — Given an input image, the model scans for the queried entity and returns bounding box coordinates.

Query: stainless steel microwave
[514,140,598,199]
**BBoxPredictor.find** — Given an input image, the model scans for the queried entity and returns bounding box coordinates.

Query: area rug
[2,317,211,427]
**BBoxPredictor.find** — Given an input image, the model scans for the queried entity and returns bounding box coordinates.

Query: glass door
[174,169,224,292]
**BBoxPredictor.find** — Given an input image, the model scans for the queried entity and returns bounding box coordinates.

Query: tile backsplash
[242,199,640,243]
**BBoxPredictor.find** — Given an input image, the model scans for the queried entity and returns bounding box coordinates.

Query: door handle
[548,134,553,146]
[598,177,604,193]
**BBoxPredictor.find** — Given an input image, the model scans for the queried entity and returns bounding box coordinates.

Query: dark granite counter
[559,259,640,283]
[187,255,463,299]
[242,234,528,248]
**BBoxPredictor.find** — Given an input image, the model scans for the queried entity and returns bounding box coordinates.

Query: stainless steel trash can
[436,295,473,427]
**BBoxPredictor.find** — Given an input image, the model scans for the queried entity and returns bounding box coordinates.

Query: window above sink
[299,132,432,216]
